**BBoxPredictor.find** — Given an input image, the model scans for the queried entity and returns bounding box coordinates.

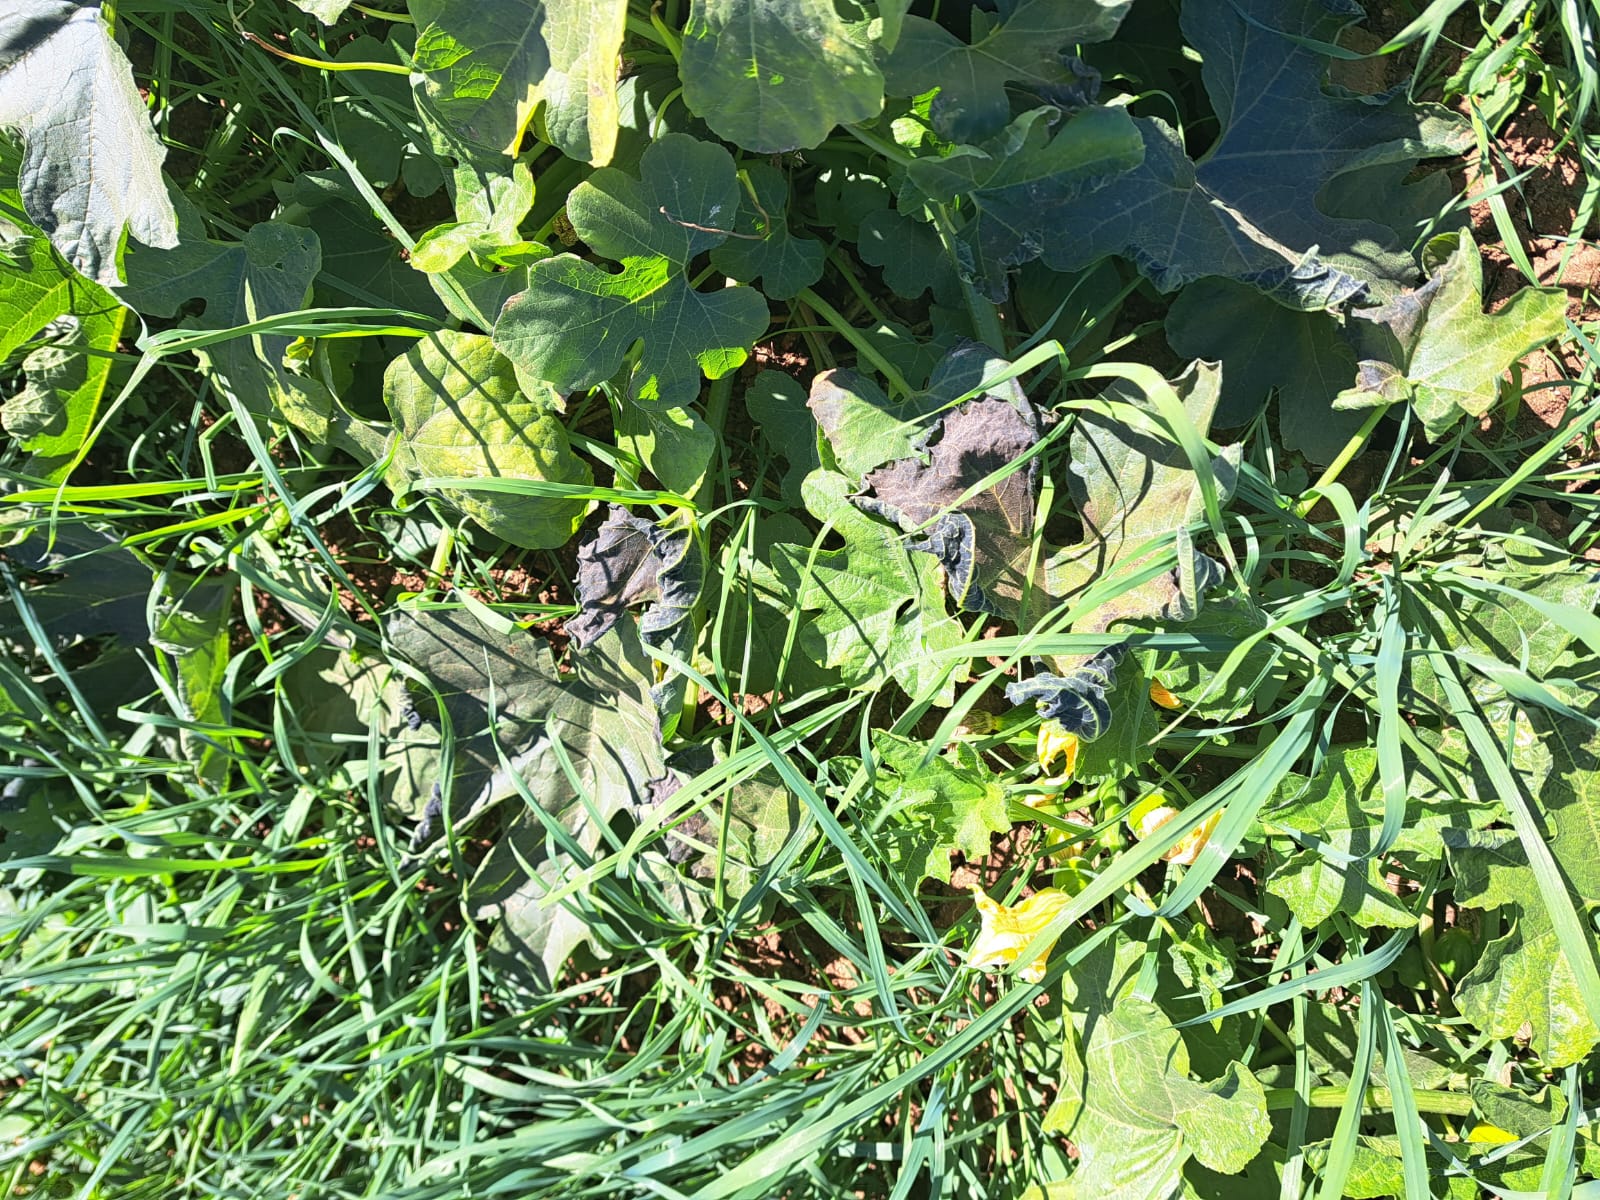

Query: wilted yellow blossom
[1149,679,1182,710]
[1036,720,1080,781]
[1131,800,1223,866]
[967,886,1071,983]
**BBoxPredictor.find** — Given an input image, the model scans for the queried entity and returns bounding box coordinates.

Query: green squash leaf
[384,330,590,550]
[0,1,178,287]
[871,733,1010,886]
[1338,231,1568,438]
[493,134,769,410]
[151,576,234,784]
[1049,935,1272,1198]
[289,0,354,21]
[0,523,147,647]
[680,0,884,153]
[1165,277,1364,463]
[744,368,818,504]
[903,105,1144,301]
[806,368,942,479]
[709,162,824,301]
[1261,746,1493,929]
[883,0,1131,142]
[0,237,126,480]
[856,206,962,304]
[771,470,968,704]
[1444,711,1600,1067]
[615,403,715,499]
[117,190,334,439]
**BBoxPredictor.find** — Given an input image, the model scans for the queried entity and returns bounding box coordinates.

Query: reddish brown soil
[1465,106,1600,432]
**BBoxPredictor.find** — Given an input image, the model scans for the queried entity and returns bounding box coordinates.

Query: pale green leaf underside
[1060,999,1271,1199]
[0,1,178,287]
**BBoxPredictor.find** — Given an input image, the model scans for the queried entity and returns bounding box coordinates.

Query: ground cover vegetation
[1,0,1599,1195]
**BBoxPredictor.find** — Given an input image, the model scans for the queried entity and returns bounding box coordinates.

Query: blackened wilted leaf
[569,505,703,673]
[856,357,1040,615]
[1005,645,1127,741]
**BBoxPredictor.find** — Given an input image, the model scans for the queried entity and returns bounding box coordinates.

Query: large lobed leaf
[871,733,1009,886]
[771,470,968,705]
[1040,934,1271,1199]
[1445,709,1600,1067]
[493,134,769,410]
[1034,361,1238,637]
[118,190,335,440]
[1336,230,1568,438]
[0,1,178,287]
[1260,746,1492,930]
[1045,0,1469,307]
[389,606,666,984]
[1168,231,1567,458]
[883,0,1132,144]
[904,105,1144,302]
[0,235,126,480]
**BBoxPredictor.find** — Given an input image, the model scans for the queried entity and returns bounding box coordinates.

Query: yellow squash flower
[1036,720,1080,781]
[1131,796,1224,866]
[967,886,1071,983]
[1149,679,1183,710]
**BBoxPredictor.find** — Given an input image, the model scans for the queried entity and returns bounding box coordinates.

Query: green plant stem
[1263,1087,1474,1116]
[826,248,895,329]
[1295,403,1391,517]
[796,286,915,398]
[841,123,917,168]
[696,373,735,513]
[928,204,1007,353]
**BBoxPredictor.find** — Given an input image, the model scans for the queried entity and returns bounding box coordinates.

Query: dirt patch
[1470,108,1600,306]
[1463,105,1600,432]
